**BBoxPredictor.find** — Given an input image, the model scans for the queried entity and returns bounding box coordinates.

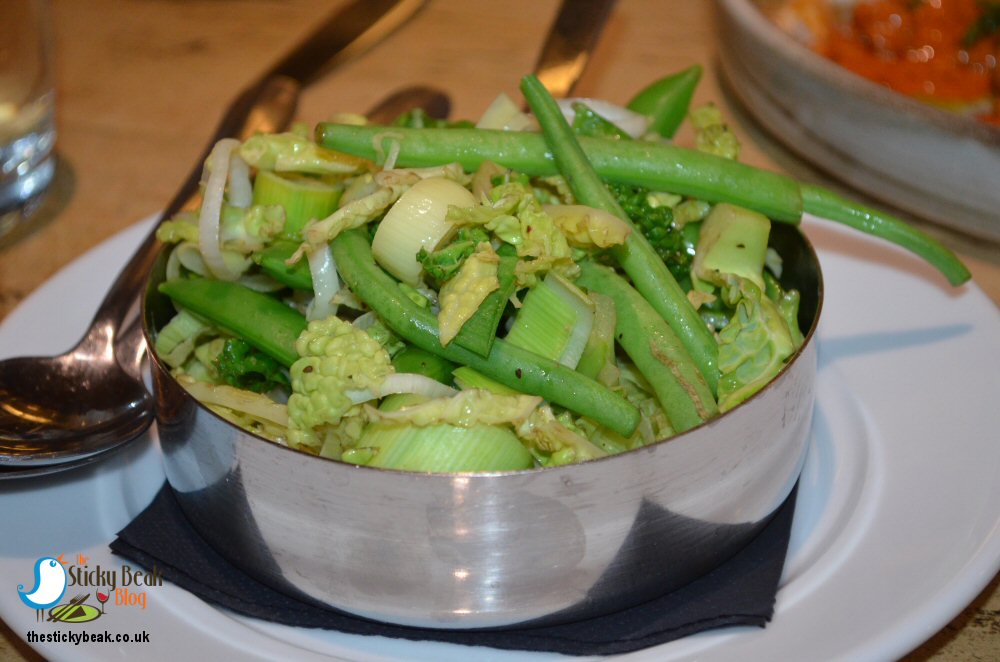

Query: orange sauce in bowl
[771,0,1000,124]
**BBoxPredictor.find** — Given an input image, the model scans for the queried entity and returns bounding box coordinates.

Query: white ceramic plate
[716,0,1000,243]
[0,218,998,661]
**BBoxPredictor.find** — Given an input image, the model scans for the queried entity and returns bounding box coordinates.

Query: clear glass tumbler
[0,0,56,236]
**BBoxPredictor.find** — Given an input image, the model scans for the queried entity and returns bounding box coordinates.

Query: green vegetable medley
[152,66,969,473]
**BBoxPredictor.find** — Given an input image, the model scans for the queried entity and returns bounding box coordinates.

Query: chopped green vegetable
[692,203,771,290]
[505,271,594,369]
[391,346,457,385]
[153,308,214,369]
[716,277,797,412]
[437,241,500,347]
[370,176,477,286]
[608,181,694,283]
[253,240,313,290]
[215,338,290,393]
[156,215,200,245]
[516,406,608,467]
[330,228,641,437]
[574,292,618,384]
[448,248,518,358]
[367,388,541,428]
[626,64,703,138]
[219,203,286,254]
[577,261,718,433]
[158,278,307,367]
[239,131,370,175]
[416,227,491,285]
[571,101,630,139]
[690,103,740,160]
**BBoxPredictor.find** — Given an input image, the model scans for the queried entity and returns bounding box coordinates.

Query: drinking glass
[0,0,56,238]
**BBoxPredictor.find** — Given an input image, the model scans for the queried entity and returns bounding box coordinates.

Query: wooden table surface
[1,1,997,659]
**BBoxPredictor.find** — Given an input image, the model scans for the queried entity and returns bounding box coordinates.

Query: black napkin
[110,483,797,656]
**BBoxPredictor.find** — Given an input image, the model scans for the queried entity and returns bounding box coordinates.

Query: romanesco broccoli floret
[287,316,393,449]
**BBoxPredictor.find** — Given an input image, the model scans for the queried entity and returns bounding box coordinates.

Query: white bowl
[715,0,1000,242]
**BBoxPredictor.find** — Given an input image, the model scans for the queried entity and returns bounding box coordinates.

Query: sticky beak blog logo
[17,553,161,624]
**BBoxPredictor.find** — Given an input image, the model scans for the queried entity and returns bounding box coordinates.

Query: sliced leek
[504,272,595,368]
[252,170,343,240]
[356,422,533,472]
[575,292,618,384]
[371,177,476,285]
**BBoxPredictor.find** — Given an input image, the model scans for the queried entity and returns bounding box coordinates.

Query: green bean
[577,261,718,432]
[626,64,703,139]
[520,75,629,220]
[316,124,803,222]
[801,184,971,286]
[391,346,457,385]
[520,74,719,395]
[158,278,307,367]
[317,123,970,285]
[330,228,641,437]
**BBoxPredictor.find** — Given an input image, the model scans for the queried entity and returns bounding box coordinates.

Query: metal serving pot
[142,222,822,629]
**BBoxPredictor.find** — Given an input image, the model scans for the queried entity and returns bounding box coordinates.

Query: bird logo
[17,557,67,619]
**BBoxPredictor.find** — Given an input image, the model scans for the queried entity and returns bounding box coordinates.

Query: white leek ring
[199,138,241,280]
[371,177,476,286]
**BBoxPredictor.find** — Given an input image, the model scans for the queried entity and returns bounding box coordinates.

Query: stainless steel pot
[142,222,822,629]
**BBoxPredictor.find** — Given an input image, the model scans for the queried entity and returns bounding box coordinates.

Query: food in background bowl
[763,0,1000,124]
[717,0,1000,242]
[142,70,964,627]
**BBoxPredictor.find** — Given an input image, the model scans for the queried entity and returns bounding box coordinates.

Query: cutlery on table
[532,0,617,100]
[0,0,428,475]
